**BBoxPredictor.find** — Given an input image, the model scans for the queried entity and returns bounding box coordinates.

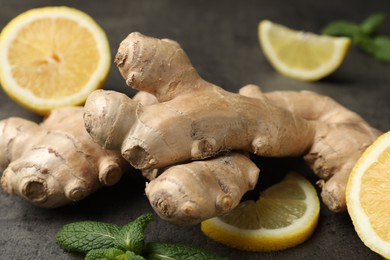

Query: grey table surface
[1,1,389,259]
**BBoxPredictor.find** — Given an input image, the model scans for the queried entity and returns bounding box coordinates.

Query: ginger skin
[145,152,259,225]
[84,32,315,170]
[83,33,314,224]
[0,107,127,208]
[133,91,260,225]
[240,85,381,211]
[83,32,380,223]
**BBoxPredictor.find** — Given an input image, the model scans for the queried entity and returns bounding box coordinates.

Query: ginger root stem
[84,33,315,171]
[82,32,381,223]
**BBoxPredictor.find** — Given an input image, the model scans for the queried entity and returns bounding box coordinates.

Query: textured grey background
[0,0,389,259]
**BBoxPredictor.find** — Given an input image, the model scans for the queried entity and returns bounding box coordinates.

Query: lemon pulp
[258,20,351,81]
[346,131,390,258]
[0,6,111,114]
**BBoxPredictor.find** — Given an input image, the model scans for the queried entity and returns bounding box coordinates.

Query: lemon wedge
[201,172,320,251]
[258,20,351,81]
[0,6,111,115]
[346,131,390,259]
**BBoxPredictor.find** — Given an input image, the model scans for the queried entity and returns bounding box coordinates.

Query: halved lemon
[0,6,111,115]
[258,20,351,81]
[346,131,390,259]
[201,172,320,251]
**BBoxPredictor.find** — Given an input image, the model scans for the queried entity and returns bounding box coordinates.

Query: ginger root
[240,85,382,211]
[145,152,259,225]
[132,91,260,225]
[83,32,380,224]
[0,107,128,208]
[84,32,315,170]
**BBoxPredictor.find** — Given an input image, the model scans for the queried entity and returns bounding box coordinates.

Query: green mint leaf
[85,248,125,260]
[355,36,376,54]
[144,242,228,260]
[114,213,153,254]
[55,221,120,254]
[356,35,390,63]
[322,13,390,64]
[321,21,360,40]
[360,13,386,35]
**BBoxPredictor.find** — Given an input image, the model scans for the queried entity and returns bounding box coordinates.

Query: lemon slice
[346,131,390,259]
[258,20,351,81]
[201,172,320,251]
[0,6,111,115]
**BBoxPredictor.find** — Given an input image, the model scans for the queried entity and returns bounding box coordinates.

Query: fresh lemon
[258,20,351,81]
[0,6,111,115]
[346,131,390,259]
[201,172,320,251]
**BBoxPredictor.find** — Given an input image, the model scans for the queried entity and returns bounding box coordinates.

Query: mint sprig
[56,213,227,260]
[322,13,390,63]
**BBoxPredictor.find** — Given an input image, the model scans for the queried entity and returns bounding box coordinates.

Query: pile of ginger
[0,32,381,225]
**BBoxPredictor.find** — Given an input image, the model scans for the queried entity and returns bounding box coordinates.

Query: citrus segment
[0,6,111,115]
[346,131,390,258]
[201,172,320,251]
[258,20,351,81]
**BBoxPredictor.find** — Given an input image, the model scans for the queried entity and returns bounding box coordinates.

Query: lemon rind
[201,172,320,251]
[258,20,351,81]
[346,131,390,258]
[0,6,111,114]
